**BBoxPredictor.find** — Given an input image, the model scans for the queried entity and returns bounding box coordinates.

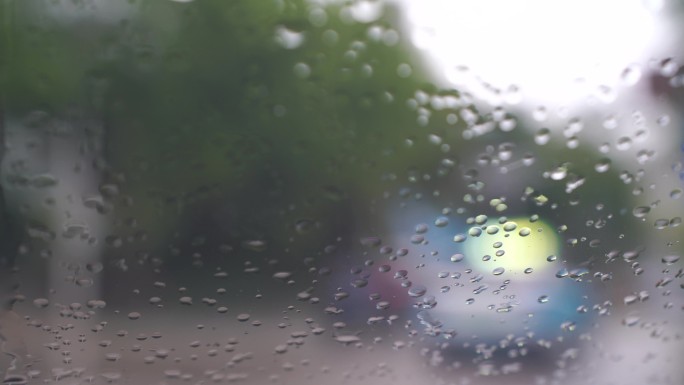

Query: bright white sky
[49,0,675,113]
[398,0,669,108]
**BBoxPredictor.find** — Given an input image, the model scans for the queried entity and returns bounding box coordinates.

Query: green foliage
[1,0,437,251]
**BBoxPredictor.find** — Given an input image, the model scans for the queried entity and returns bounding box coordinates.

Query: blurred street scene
[1,1,684,384]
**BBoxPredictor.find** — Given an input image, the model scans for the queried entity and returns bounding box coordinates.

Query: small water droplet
[334,335,361,345]
[360,237,382,247]
[274,26,305,50]
[485,226,499,235]
[662,255,680,265]
[556,268,569,278]
[453,234,467,243]
[623,294,638,305]
[621,64,642,85]
[535,128,551,145]
[561,321,576,331]
[533,106,547,121]
[273,272,292,282]
[654,219,669,229]
[293,62,311,78]
[410,234,424,244]
[503,222,517,232]
[616,137,632,151]
[622,315,640,327]
[128,312,141,320]
[660,58,679,77]
[242,240,267,252]
[3,374,29,385]
[549,166,567,180]
[408,285,427,297]
[33,298,49,308]
[397,63,412,78]
[594,158,611,173]
[295,219,314,234]
[632,206,650,218]
[468,227,482,237]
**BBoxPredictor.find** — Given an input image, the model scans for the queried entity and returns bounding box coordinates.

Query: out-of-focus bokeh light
[465,217,560,273]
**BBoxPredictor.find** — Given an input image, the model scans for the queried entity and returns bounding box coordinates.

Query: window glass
[1,1,683,384]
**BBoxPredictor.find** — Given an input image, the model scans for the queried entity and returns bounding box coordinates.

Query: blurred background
[1,0,683,384]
